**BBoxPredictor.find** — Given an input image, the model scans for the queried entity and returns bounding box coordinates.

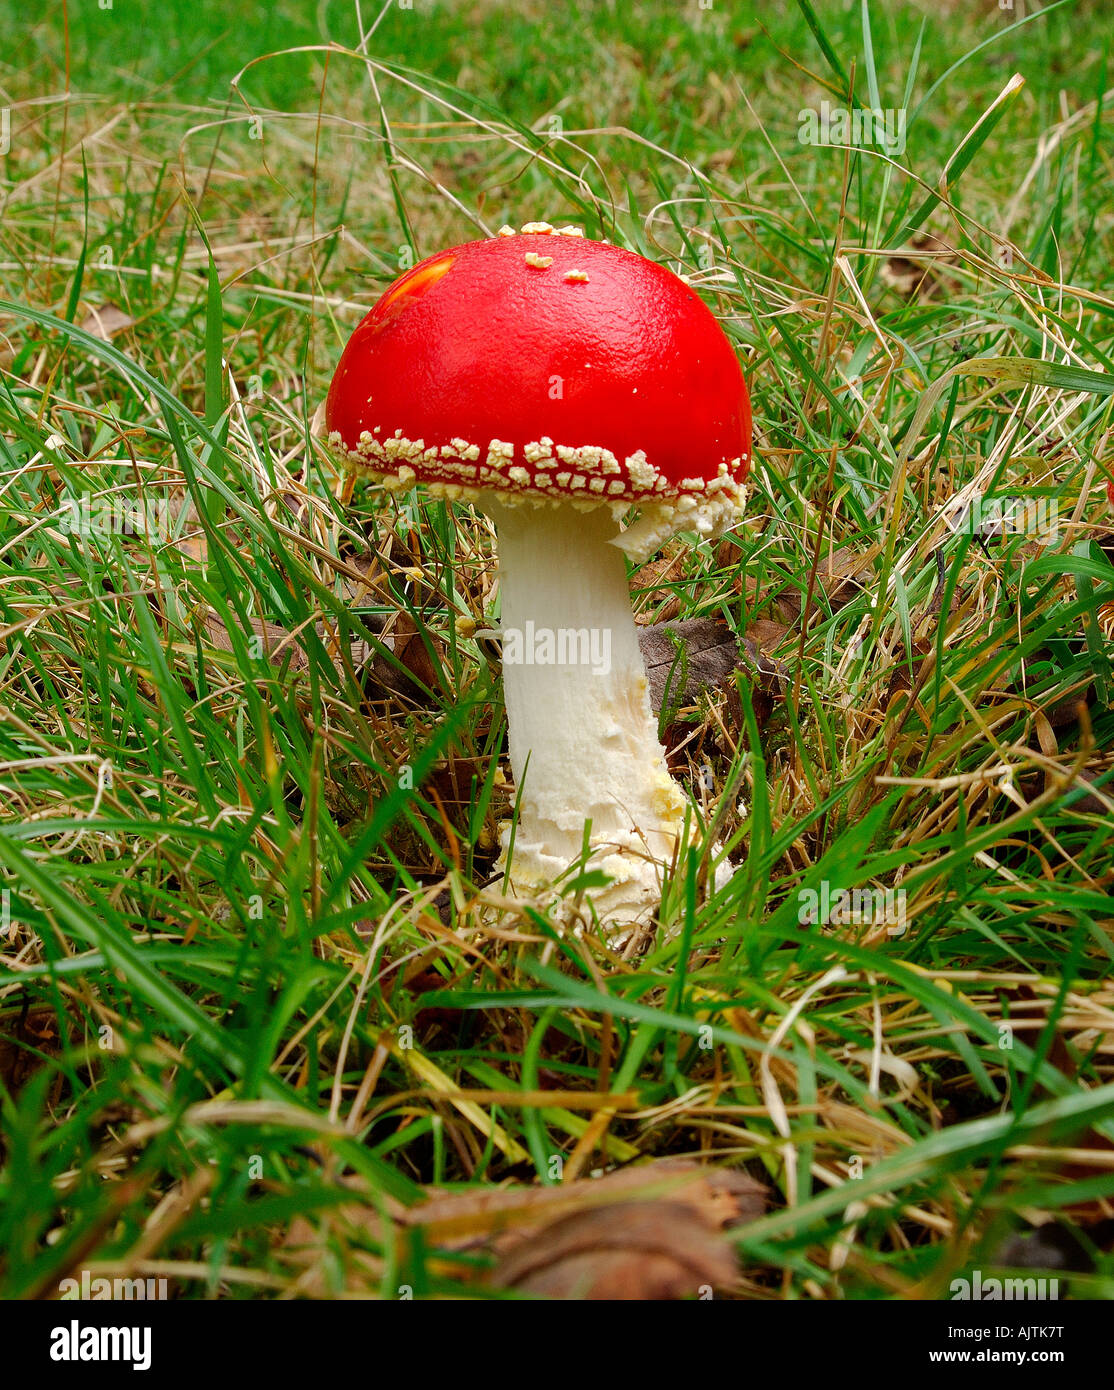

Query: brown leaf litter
[284,1158,766,1300]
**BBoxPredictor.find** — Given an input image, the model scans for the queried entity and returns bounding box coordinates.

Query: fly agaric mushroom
[325,224,751,931]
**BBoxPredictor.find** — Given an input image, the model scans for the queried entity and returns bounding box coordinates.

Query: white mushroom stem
[484,500,689,930]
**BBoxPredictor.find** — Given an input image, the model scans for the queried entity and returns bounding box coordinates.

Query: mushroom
[325,224,752,933]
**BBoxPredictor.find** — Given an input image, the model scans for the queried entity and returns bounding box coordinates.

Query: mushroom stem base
[486,501,689,932]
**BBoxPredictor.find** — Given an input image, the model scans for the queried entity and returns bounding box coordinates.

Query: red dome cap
[326,226,750,524]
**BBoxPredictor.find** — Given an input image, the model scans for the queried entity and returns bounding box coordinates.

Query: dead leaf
[283,1158,766,1300]
[79,303,136,342]
[774,591,802,626]
[813,544,876,611]
[201,611,375,675]
[639,618,741,715]
[413,1159,765,1250]
[372,612,440,697]
[760,543,880,626]
[745,617,791,653]
[202,611,310,672]
[492,1199,737,1299]
[335,551,383,608]
[880,233,960,302]
[425,756,497,834]
[631,551,685,624]
[740,621,791,692]
[1063,766,1113,816]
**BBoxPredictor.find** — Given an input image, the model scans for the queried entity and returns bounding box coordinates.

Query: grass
[0,0,1113,1300]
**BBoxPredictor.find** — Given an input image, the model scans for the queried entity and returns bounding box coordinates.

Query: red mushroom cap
[325,227,751,511]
